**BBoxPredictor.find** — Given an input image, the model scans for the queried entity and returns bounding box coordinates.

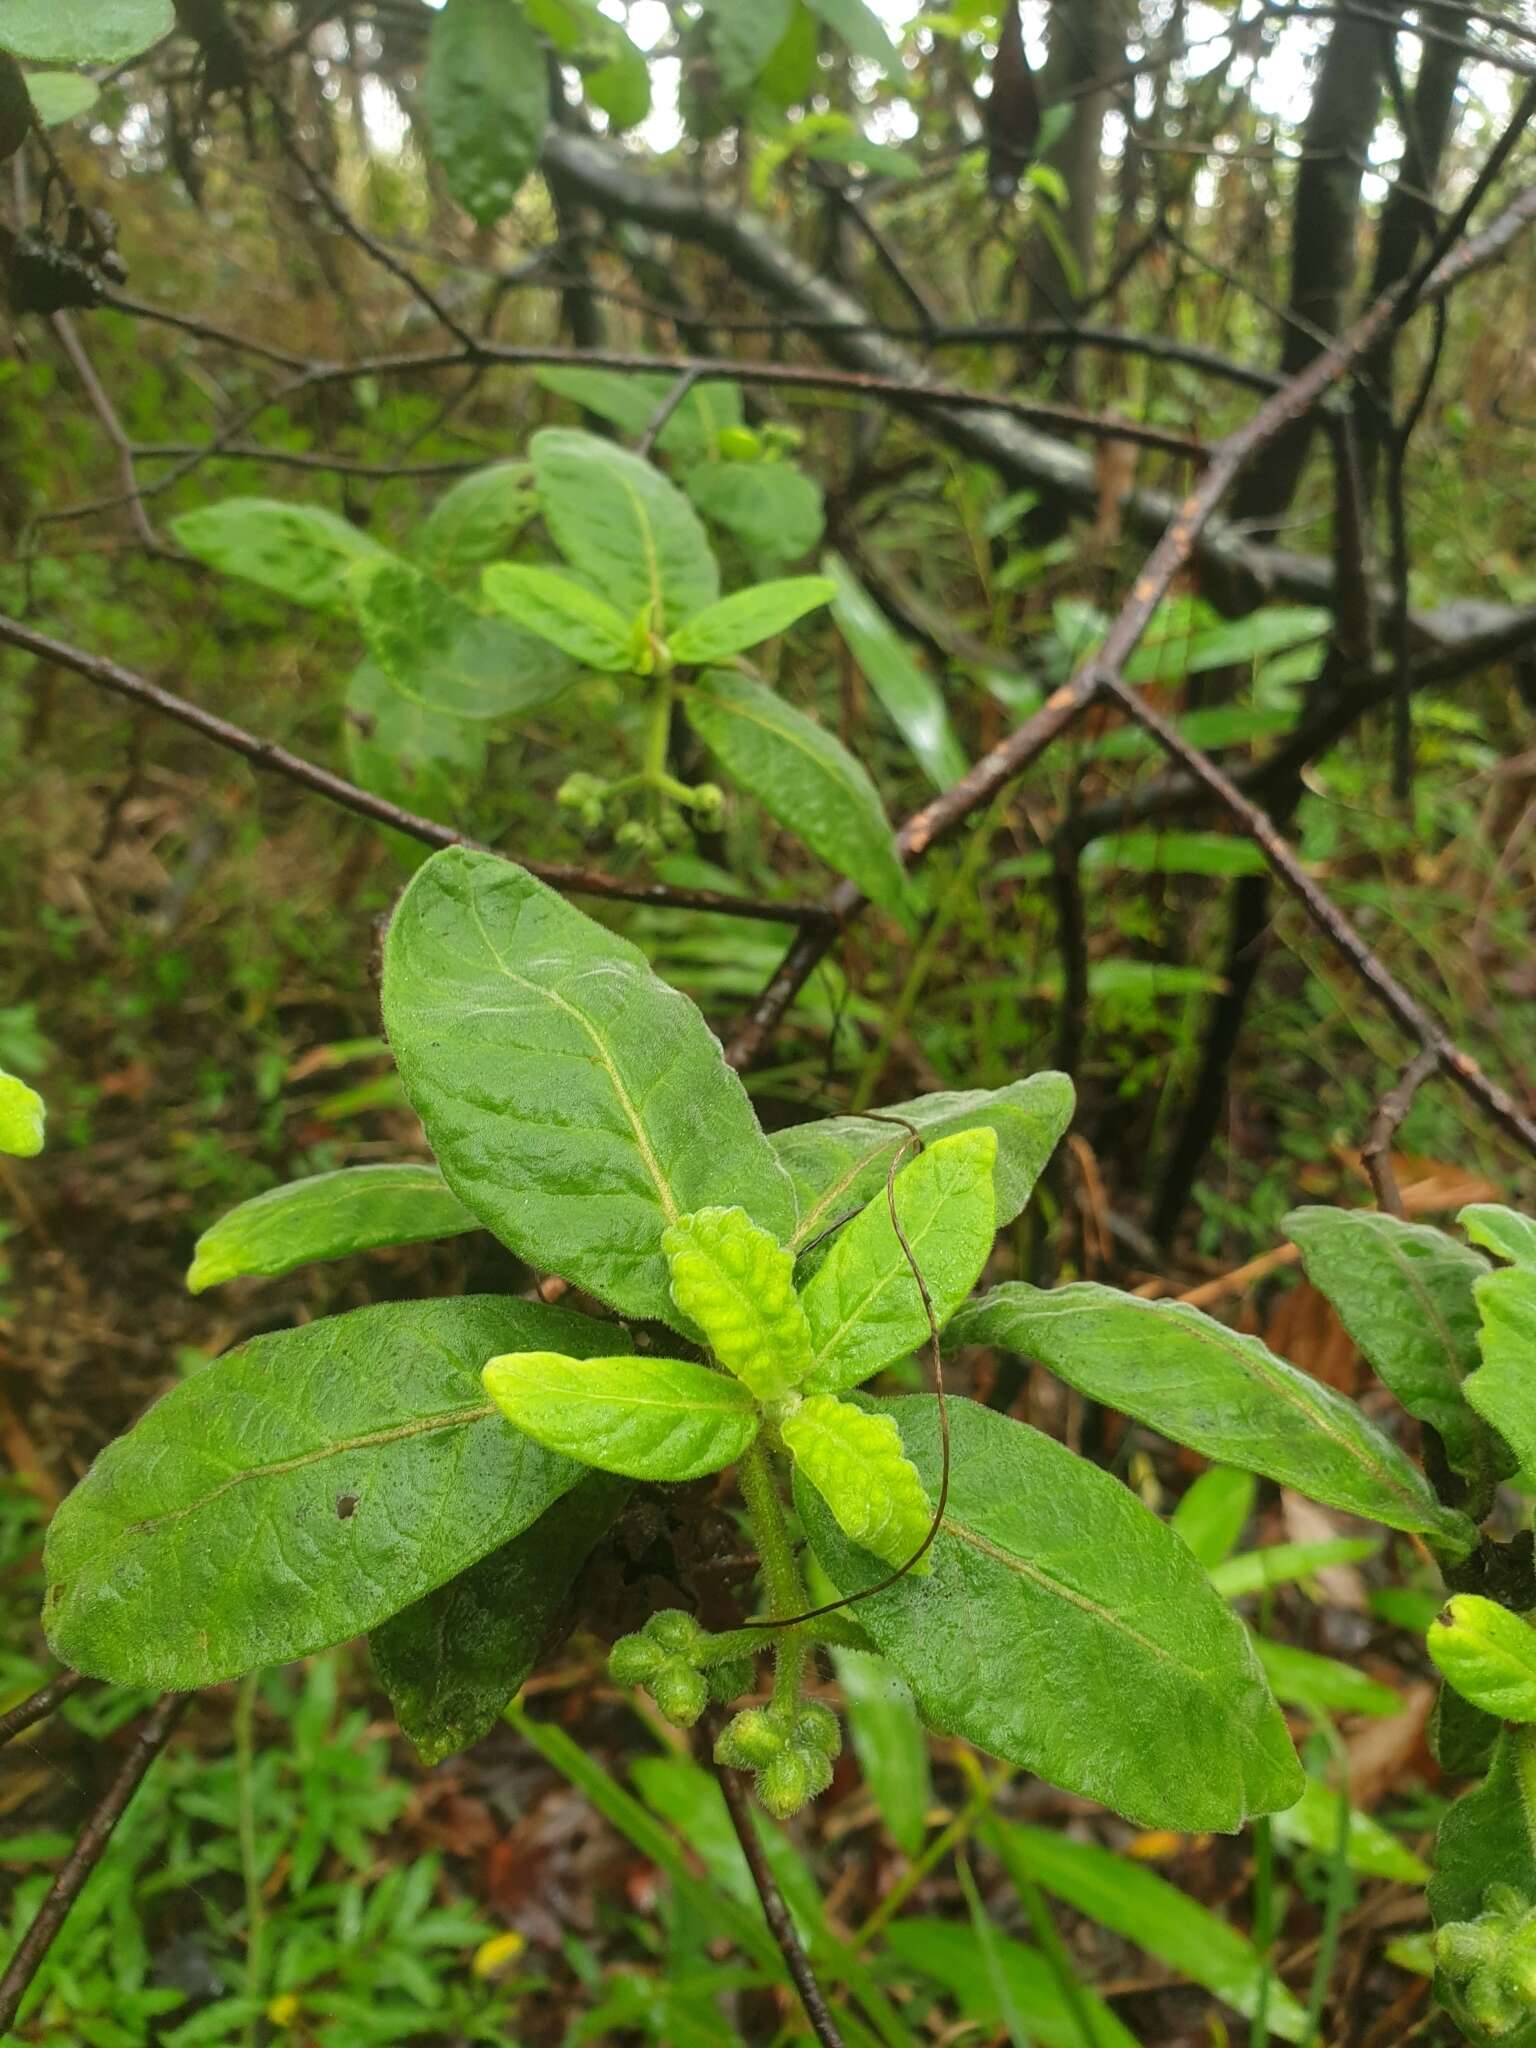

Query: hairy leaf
[482,1352,758,1480]
[1287,1206,1496,1478]
[663,1206,813,1400]
[0,1066,44,1157]
[481,562,636,672]
[782,1392,933,1573]
[1430,1596,1536,1723]
[416,462,536,579]
[187,1165,479,1293]
[952,1282,1474,1555]
[532,428,719,627]
[0,0,172,63]
[669,576,836,664]
[43,1297,612,1687]
[351,559,572,716]
[423,0,547,224]
[371,1474,628,1764]
[1463,1203,1536,1272]
[801,1129,997,1393]
[799,1395,1302,1831]
[776,1073,1072,1253]
[1465,1262,1536,1478]
[681,668,908,921]
[1431,1726,1536,1928]
[686,460,825,565]
[171,497,393,611]
[824,553,966,789]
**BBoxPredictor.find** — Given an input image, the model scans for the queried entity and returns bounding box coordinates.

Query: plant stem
[643,676,674,790]
[739,1441,812,1718]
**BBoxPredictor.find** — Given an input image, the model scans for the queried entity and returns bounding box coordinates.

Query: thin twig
[1361,1045,1439,1217]
[50,315,159,551]
[635,367,701,458]
[0,1670,86,1747]
[0,1692,189,2034]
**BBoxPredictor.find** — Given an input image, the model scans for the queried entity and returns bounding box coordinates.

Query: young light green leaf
[669,576,836,664]
[371,1473,628,1764]
[1462,1204,1536,1272]
[0,1066,45,1157]
[782,1392,934,1574]
[1465,1263,1536,1477]
[170,497,393,611]
[799,1394,1303,1832]
[824,553,967,789]
[415,461,536,579]
[1430,1726,1536,1930]
[681,667,909,922]
[351,558,572,717]
[0,0,172,63]
[1276,1779,1429,1885]
[532,428,720,627]
[382,848,796,1324]
[43,1296,611,1688]
[187,1164,480,1293]
[1430,1596,1536,1723]
[686,460,825,565]
[1287,1206,1498,1480]
[344,658,486,827]
[662,1206,813,1401]
[25,71,98,123]
[481,562,636,672]
[833,1645,930,1856]
[952,1282,1474,1555]
[482,1352,758,1481]
[1209,1536,1381,1599]
[423,0,547,224]
[987,1817,1311,2041]
[1254,1636,1403,1719]
[801,1128,997,1393]
[776,1073,1073,1253]
[1170,1467,1256,1569]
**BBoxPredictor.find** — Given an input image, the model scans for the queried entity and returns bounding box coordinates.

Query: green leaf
[371,1474,628,1764]
[680,667,908,920]
[884,1919,1138,2048]
[351,558,573,716]
[0,0,172,63]
[381,848,796,1323]
[423,0,547,225]
[1209,1536,1381,1598]
[952,1282,1474,1556]
[25,71,98,124]
[0,1066,44,1157]
[1123,604,1331,684]
[1170,1467,1255,1569]
[662,1206,813,1401]
[43,1296,611,1687]
[416,462,537,579]
[670,576,836,664]
[802,1129,996,1393]
[1431,1681,1501,1777]
[343,658,486,827]
[482,1352,758,1481]
[686,461,825,565]
[584,43,650,129]
[703,0,793,91]
[1431,1726,1536,1928]
[187,1165,480,1293]
[481,562,636,672]
[782,1393,933,1573]
[800,1394,1303,1831]
[1082,831,1269,878]
[776,1073,1073,1253]
[1465,1262,1536,1478]
[1463,1204,1536,1272]
[1276,1779,1429,1885]
[170,497,394,611]
[1287,1206,1498,1480]
[531,427,720,627]
[824,554,967,790]
[803,0,896,67]
[833,1645,930,1856]
[987,1817,1311,2041]
[1253,1637,1403,1719]
[534,368,744,470]
[1430,1596,1536,1723]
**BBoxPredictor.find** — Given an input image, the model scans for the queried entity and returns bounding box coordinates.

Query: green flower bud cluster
[608,1610,755,1729]
[714,1699,842,1818]
[1437,1886,1536,2037]
[556,773,610,831]
[557,775,725,852]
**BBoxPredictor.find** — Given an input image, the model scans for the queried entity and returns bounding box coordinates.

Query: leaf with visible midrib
[43,1296,615,1688]
[799,1394,1303,1832]
[669,576,836,664]
[188,1164,479,1293]
[381,848,797,1325]
[951,1282,1475,1555]
[483,1352,759,1481]
[371,1473,629,1765]
[532,428,719,628]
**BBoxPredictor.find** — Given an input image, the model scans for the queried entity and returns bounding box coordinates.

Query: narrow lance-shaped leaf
[424,0,547,225]
[680,667,910,923]
[950,1282,1476,1556]
[884,1920,1139,2048]
[1430,1596,1536,1724]
[801,1128,997,1393]
[187,1164,480,1293]
[350,558,572,716]
[482,1352,758,1482]
[798,1394,1303,1832]
[0,1066,45,1157]
[532,428,720,628]
[669,576,836,664]
[481,563,636,673]
[1170,1466,1256,1569]
[1287,1206,1499,1480]
[663,1206,813,1401]
[381,848,797,1325]
[824,552,967,789]
[371,1473,629,1765]
[782,1393,933,1574]
[833,1644,930,1857]
[43,1297,613,1688]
